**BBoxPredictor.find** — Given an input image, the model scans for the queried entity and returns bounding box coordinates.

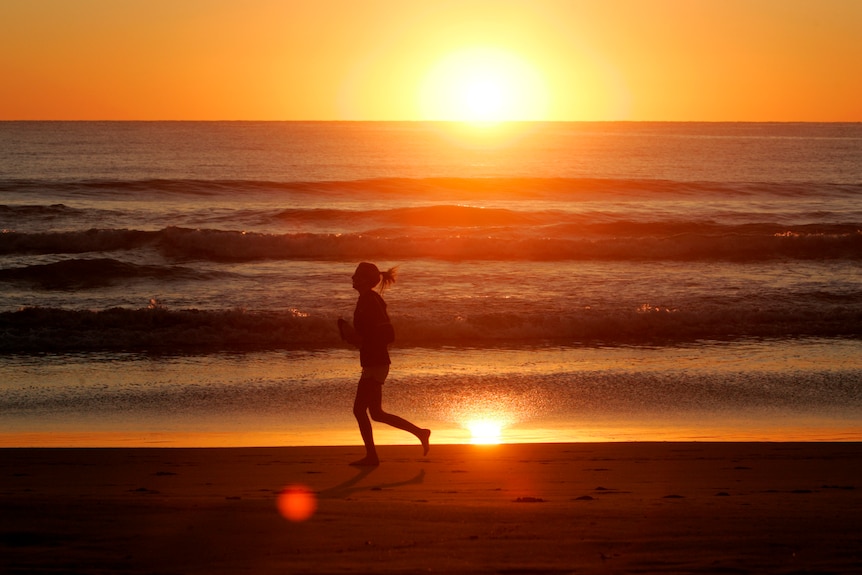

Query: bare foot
[349,456,379,467]
[419,428,431,456]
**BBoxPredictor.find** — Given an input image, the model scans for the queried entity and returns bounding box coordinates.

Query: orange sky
[1,0,860,121]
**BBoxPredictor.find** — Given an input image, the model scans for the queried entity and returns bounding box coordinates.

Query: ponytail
[379,266,398,293]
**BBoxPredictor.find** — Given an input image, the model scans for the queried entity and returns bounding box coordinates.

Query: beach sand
[1,442,860,574]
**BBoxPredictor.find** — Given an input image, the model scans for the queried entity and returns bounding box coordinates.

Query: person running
[338,262,430,466]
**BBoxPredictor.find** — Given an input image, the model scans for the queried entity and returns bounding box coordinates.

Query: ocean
[1,121,860,446]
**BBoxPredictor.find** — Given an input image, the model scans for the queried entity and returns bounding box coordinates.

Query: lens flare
[276,484,317,522]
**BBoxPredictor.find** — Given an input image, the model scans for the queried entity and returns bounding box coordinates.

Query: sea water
[1,122,860,446]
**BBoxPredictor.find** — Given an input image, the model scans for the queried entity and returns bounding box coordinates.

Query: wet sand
[1,442,860,574]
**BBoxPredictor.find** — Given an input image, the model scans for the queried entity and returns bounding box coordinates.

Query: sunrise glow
[419,48,549,122]
[3,1,858,121]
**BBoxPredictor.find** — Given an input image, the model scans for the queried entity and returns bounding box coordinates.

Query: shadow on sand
[318,467,425,499]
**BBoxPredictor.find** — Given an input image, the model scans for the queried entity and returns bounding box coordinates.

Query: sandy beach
[1,442,860,574]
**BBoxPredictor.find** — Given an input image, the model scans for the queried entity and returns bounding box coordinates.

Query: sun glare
[420,47,549,122]
[467,419,504,445]
[463,78,505,122]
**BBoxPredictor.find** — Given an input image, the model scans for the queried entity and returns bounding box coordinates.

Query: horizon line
[2,119,860,124]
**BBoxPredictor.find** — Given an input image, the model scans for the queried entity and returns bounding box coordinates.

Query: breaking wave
[1,299,859,353]
[2,223,860,262]
[0,258,228,289]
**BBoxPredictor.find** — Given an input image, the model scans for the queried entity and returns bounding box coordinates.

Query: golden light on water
[466,419,505,445]
[448,386,539,445]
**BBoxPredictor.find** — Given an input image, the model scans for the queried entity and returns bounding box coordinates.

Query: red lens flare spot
[277,484,317,522]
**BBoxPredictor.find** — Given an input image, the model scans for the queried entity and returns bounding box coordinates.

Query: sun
[462,77,505,122]
[419,47,549,122]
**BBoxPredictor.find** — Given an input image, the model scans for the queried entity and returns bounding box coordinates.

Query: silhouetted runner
[338,262,430,466]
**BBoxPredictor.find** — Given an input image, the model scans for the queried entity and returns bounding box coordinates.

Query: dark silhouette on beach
[339,262,430,466]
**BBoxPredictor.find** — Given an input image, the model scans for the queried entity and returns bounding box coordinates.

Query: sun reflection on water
[466,419,504,445]
[446,386,539,446]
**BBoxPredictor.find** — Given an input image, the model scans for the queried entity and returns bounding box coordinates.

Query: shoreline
[4,339,861,451]
[2,442,860,574]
